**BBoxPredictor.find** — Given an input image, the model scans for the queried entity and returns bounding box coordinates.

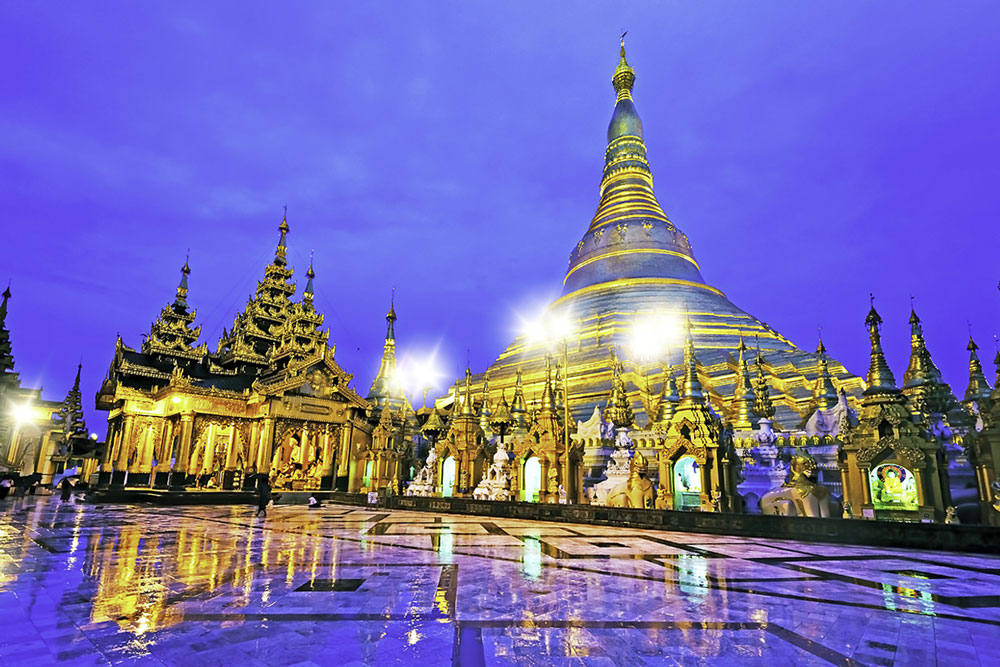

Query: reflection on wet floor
[0,497,998,665]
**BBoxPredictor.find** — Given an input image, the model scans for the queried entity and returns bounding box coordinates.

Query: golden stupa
[466,40,864,427]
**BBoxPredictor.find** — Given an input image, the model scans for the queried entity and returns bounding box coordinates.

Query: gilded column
[258,417,276,474]
[103,421,119,468]
[322,429,335,476]
[338,423,353,478]
[247,421,261,472]
[116,414,136,470]
[173,413,195,477]
[859,466,872,506]
[156,421,174,472]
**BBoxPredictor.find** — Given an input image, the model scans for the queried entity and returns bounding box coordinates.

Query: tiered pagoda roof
[97,212,367,409]
[0,286,18,390]
[217,214,297,371]
[142,258,208,363]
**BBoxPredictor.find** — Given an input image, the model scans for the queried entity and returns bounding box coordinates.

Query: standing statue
[606,452,655,509]
[760,452,833,518]
[546,467,559,503]
[406,448,438,497]
[944,506,960,525]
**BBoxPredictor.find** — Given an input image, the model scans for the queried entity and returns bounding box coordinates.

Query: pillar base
[109,471,127,488]
[153,471,170,489]
[97,471,112,488]
[167,471,189,490]
[128,472,151,487]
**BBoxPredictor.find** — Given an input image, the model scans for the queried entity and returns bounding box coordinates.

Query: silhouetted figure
[59,478,73,502]
[255,476,271,517]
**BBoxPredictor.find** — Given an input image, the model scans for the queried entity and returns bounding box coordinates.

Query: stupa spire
[561,36,711,301]
[461,365,475,416]
[303,252,315,304]
[754,340,775,420]
[863,296,898,395]
[964,334,993,404]
[174,253,191,310]
[603,347,634,427]
[654,363,679,426]
[903,306,943,388]
[813,334,839,411]
[478,371,492,431]
[511,368,527,427]
[367,294,404,410]
[275,206,290,267]
[613,32,635,102]
[0,284,14,375]
[681,318,705,405]
[731,333,757,429]
[540,357,556,413]
[994,338,1000,388]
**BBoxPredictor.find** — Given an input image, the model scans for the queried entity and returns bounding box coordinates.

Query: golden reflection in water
[85,524,171,634]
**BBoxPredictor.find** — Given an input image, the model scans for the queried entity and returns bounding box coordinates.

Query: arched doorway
[674,456,701,510]
[523,456,541,502]
[441,456,456,497]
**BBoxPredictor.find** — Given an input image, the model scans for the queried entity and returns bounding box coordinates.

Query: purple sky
[2,3,999,432]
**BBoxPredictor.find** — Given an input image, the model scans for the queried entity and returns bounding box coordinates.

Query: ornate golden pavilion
[95,216,379,491]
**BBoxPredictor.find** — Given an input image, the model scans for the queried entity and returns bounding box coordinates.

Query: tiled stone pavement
[0,497,998,665]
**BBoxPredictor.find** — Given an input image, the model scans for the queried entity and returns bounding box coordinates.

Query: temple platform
[83,489,1000,553]
[0,496,997,665]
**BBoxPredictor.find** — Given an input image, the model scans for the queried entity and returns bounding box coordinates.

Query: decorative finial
[612,30,635,99]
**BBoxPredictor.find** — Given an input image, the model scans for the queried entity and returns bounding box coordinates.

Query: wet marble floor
[0,497,997,666]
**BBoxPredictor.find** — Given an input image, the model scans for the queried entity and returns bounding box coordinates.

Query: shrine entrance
[674,456,702,510]
[441,456,456,497]
[522,456,541,502]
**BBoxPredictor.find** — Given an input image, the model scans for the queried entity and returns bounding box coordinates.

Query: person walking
[59,478,73,502]
[0,478,10,500]
[255,475,271,518]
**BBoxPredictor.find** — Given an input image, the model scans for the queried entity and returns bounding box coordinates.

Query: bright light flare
[398,351,446,398]
[628,311,682,361]
[518,309,577,347]
[10,401,34,426]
